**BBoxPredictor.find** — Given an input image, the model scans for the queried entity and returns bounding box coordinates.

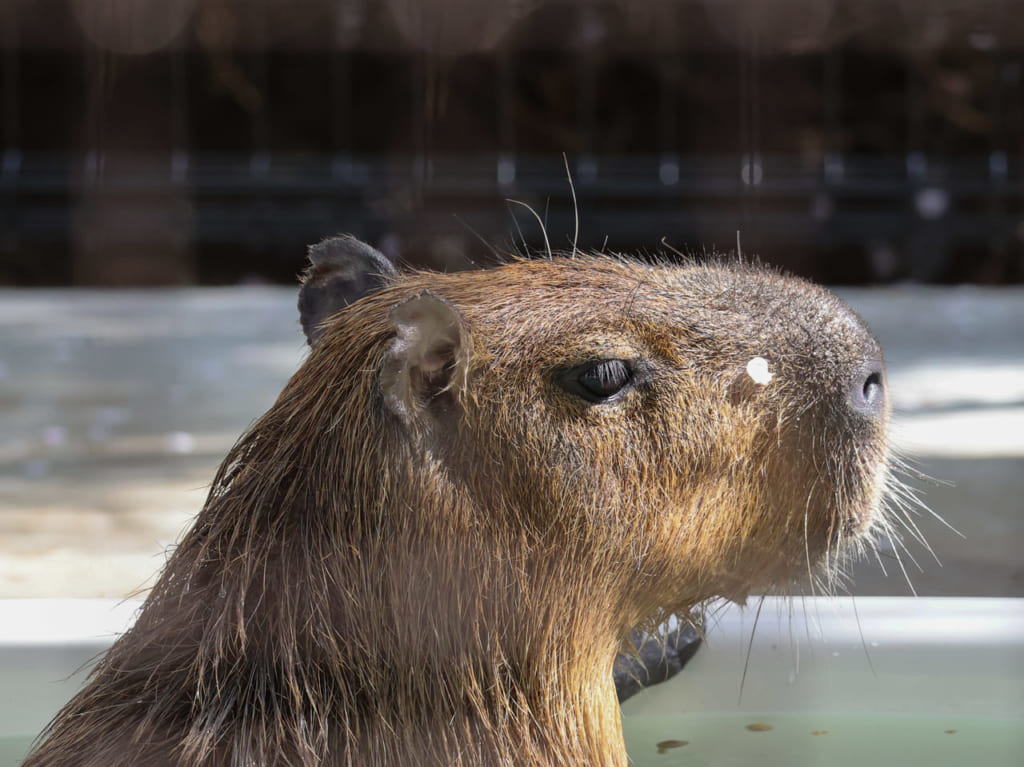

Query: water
[5,715,1019,767]
[622,712,1024,767]
[0,737,31,767]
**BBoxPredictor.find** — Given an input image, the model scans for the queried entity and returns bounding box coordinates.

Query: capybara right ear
[298,235,398,346]
[381,292,469,423]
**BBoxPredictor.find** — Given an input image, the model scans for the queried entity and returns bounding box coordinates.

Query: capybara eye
[558,359,633,403]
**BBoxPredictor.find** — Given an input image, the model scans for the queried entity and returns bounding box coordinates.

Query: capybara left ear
[381,292,469,422]
[299,235,398,346]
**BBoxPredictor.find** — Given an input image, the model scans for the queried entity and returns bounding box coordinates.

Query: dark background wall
[1,0,1023,285]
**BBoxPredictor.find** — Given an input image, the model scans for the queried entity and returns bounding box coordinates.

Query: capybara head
[25,236,890,767]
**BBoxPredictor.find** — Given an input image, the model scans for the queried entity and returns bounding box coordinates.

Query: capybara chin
[24,236,891,767]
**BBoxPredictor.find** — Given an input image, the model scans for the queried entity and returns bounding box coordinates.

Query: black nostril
[848,362,886,418]
[863,371,883,404]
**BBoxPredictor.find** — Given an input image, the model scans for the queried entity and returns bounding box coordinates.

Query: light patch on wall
[71,0,197,55]
[889,361,1024,457]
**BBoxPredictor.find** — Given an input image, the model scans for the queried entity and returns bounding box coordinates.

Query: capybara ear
[299,235,398,346]
[381,291,469,422]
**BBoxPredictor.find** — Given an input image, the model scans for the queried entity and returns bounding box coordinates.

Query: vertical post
[251,1,269,172]
[575,4,598,186]
[904,47,948,282]
[249,1,270,263]
[1,2,19,155]
[737,19,761,253]
[169,33,195,280]
[1,1,21,275]
[657,4,680,192]
[985,4,1009,279]
[497,36,516,192]
[330,12,354,178]
[170,37,189,184]
[820,45,843,272]
[823,47,841,157]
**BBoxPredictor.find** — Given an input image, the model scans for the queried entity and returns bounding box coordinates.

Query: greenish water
[0,737,31,767]
[5,715,1022,766]
[622,712,1024,767]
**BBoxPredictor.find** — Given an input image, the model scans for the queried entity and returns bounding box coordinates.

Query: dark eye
[557,359,634,403]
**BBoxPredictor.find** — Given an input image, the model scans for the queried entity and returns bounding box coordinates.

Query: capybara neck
[160,333,632,766]
[24,241,891,767]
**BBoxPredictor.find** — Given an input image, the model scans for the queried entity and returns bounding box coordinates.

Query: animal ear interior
[298,235,398,346]
[382,292,469,421]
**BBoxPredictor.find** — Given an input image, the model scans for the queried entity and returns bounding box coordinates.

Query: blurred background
[0,0,1022,599]
[2,0,1024,284]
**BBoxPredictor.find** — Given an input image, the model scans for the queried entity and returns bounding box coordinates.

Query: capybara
[24,235,890,767]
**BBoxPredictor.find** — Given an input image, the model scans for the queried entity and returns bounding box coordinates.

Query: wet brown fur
[24,254,890,767]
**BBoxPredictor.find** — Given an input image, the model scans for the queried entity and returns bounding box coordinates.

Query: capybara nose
[847,357,886,419]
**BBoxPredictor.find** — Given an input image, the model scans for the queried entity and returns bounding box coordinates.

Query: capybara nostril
[848,358,887,419]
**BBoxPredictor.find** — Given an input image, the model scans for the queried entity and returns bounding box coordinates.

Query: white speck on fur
[746,356,774,385]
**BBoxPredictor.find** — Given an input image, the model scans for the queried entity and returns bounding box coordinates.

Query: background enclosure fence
[1,0,1022,285]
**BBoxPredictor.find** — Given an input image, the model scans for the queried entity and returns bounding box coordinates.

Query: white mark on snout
[746,356,774,385]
